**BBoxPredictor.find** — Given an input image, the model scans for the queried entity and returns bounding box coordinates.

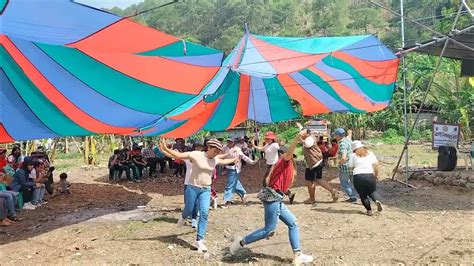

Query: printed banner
[432,123,460,149]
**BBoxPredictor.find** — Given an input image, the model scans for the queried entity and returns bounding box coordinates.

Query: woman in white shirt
[252,131,280,186]
[348,141,383,216]
[222,138,258,208]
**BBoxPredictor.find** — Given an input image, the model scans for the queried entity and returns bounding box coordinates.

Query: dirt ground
[0,144,473,265]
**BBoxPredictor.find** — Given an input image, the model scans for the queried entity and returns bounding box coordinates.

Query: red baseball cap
[264,131,277,140]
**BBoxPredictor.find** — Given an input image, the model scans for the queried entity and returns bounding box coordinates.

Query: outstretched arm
[217,157,238,166]
[159,139,190,160]
[282,134,301,161]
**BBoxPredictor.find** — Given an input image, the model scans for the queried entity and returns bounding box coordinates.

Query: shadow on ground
[0,183,151,245]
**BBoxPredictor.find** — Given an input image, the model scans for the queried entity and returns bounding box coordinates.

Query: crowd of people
[118,124,384,264]
[0,145,70,226]
[0,125,384,264]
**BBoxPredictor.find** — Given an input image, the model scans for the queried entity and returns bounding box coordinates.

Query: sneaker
[229,235,243,255]
[221,202,231,209]
[194,240,208,253]
[294,253,314,265]
[366,210,374,216]
[41,200,48,204]
[191,219,197,229]
[177,216,185,227]
[32,202,42,207]
[376,201,384,212]
[23,203,36,210]
[345,198,357,203]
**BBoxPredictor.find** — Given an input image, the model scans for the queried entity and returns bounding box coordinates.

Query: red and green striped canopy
[1,1,399,141]
[0,0,223,142]
[142,31,400,138]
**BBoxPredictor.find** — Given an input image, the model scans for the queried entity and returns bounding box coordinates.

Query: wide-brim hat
[352,140,365,151]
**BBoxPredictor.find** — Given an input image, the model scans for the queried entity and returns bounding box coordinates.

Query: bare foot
[303,198,316,204]
[1,219,11,226]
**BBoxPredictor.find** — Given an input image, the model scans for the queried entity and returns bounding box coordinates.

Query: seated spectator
[108,149,122,182]
[132,147,147,179]
[142,141,159,177]
[0,198,12,226]
[0,174,19,222]
[31,146,54,195]
[57,173,71,194]
[120,148,139,182]
[11,158,36,210]
[7,146,23,171]
[30,160,47,206]
[0,148,7,173]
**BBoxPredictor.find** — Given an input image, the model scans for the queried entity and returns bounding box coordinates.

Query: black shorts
[305,164,323,181]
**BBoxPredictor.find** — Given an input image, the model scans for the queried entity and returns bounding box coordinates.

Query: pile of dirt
[0,183,151,244]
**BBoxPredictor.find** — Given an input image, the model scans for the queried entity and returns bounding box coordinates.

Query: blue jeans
[243,200,301,252]
[223,169,246,203]
[339,172,357,199]
[32,184,46,204]
[0,191,16,216]
[183,185,199,220]
[182,185,211,240]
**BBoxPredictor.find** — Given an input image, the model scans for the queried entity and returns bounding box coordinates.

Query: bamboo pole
[84,136,90,165]
[65,137,69,154]
[70,137,81,153]
[50,139,59,164]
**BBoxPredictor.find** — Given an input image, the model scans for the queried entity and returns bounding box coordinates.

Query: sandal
[8,216,21,222]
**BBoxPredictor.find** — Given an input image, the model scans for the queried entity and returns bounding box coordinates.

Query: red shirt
[0,158,6,172]
[268,158,294,193]
[329,143,338,157]
[317,141,328,153]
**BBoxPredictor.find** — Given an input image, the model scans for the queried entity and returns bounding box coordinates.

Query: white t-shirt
[348,151,378,175]
[223,146,255,173]
[183,159,193,186]
[264,143,280,165]
[186,151,218,187]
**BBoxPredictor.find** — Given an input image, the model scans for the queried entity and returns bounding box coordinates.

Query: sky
[75,0,143,9]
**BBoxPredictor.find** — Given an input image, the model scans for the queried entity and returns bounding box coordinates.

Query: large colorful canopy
[142,31,400,137]
[0,0,223,142]
[1,0,399,141]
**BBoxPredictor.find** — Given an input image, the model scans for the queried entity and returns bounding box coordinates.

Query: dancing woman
[159,139,236,252]
[348,141,384,216]
[230,133,314,265]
